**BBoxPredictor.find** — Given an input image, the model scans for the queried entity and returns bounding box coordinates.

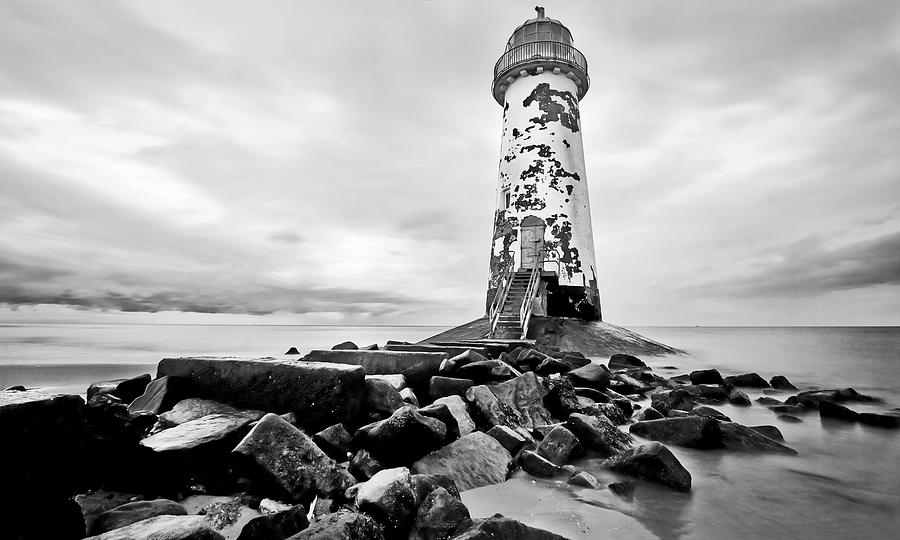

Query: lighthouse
[486,7,601,338]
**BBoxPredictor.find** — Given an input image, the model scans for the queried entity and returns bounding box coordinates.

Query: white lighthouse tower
[487,7,601,337]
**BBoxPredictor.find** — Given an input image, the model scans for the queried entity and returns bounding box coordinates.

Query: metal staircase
[488,265,541,339]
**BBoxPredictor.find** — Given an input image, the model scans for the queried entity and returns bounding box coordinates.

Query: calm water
[2,324,899,539]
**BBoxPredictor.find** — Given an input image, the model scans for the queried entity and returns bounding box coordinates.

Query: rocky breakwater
[4,338,897,540]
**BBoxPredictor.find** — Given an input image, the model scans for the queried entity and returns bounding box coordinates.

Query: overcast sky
[1,0,898,326]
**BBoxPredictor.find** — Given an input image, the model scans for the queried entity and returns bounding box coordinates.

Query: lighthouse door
[519,216,546,270]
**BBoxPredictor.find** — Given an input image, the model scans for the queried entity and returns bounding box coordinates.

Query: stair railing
[518,258,543,339]
[488,264,514,338]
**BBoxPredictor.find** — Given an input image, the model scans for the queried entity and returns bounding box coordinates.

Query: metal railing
[518,262,542,340]
[493,40,588,83]
[487,264,514,338]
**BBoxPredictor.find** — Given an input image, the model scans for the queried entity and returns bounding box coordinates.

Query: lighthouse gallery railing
[493,41,588,82]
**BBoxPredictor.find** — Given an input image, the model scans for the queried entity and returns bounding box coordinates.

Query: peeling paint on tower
[486,7,601,320]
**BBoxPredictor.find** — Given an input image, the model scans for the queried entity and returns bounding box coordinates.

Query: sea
[1,324,898,539]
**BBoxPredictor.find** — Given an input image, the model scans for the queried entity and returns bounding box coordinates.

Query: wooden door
[519,216,545,270]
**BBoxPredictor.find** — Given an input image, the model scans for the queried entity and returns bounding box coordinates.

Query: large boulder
[770,375,797,390]
[681,384,729,404]
[363,377,406,420]
[367,374,407,391]
[819,401,860,422]
[128,376,183,415]
[301,350,447,397]
[650,388,694,415]
[566,413,634,457]
[232,413,354,504]
[313,424,354,461]
[429,376,475,401]
[725,373,770,388]
[605,442,692,492]
[236,504,309,540]
[140,413,253,454]
[858,411,900,428]
[408,487,471,540]
[412,432,512,491]
[157,358,365,432]
[354,406,447,466]
[717,422,798,455]
[633,406,664,422]
[418,403,461,443]
[564,363,612,390]
[486,425,529,455]
[689,369,725,386]
[88,374,152,403]
[536,425,583,465]
[519,450,564,478]
[608,353,648,370]
[451,516,569,540]
[749,425,784,442]
[543,377,582,418]
[349,449,384,481]
[89,499,187,536]
[432,396,476,436]
[727,389,751,407]
[332,341,358,350]
[455,360,515,383]
[488,372,554,429]
[287,510,384,540]
[157,398,263,428]
[84,515,223,540]
[441,349,490,374]
[629,417,723,450]
[464,385,521,430]
[354,467,416,535]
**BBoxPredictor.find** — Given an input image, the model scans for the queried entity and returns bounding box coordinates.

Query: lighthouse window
[503,189,511,208]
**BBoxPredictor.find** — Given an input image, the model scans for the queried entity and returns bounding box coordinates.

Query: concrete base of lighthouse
[421,316,681,357]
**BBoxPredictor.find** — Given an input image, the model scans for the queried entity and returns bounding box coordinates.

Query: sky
[0,0,898,326]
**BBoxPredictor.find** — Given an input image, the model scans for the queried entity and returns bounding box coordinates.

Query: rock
[858,411,900,428]
[558,354,591,370]
[411,474,462,503]
[464,385,521,430]
[725,373,770,388]
[756,397,783,406]
[418,402,461,443]
[536,425,582,465]
[608,353,648,370]
[567,471,599,489]
[582,402,628,426]
[819,401,860,422]
[510,349,548,370]
[4,385,26,391]
[486,425,528,455]
[634,407,664,422]
[412,432,512,491]
[313,424,353,461]
[128,376,182,415]
[84,515,224,540]
[451,515,570,539]
[770,375,797,390]
[629,416,723,450]
[749,425,784,442]
[682,384,729,404]
[354,467,416,535]
[332,341,358,350]
[566,413,634,457]
[158,398,264,428]
[564,363,612,390]
[543,378,581,418]
[349,449,384,481]
[614,373,649,395]
[770,404,808,414]
[367,374,407,391]
[441,349,491,374]
[88,374,152,403]
[355,406,447,466]
[689,369,725,386]
[718,422,798,454]
[362,344,380,351]
[456,360,515,382]
[408,487,471,540]
[728,389,751,406]
[285,347,301,355]
[533,357,571,376]
[232,413,354,503]
[433,396,476,436]
[692,406,731,422]
[141,413,253,453]
[302,350,447,397]
[574,387,608,403]
[89,499,187,536]
[519,450,564,478]
[287,510,384,540]
[607,480,636,501]
[259,499,293,515]
[605,442,691,492]
[778,415,802,423]
[364,377,406,420]
[157,358,366,432]
[488,372,554,429]
[400,388,419,408]
[236,504,309,540]
[650,388,694,414]
[430,376,475,400]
